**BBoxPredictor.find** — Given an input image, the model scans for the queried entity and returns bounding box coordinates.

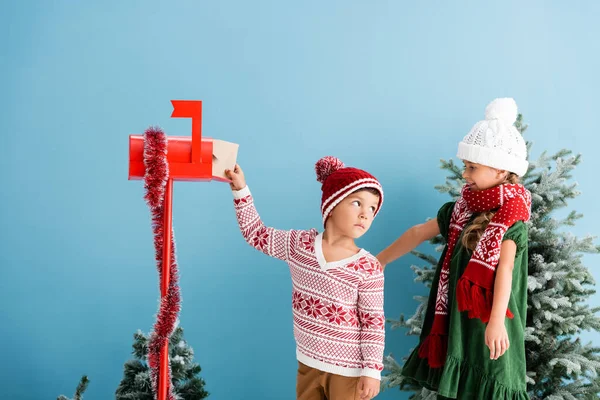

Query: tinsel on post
[382,115,600,399]
[142,127,181,400]
[116,125,208,399]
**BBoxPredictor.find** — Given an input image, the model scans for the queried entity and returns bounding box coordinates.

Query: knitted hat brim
[321,179,384,227]
[457,142,528,177]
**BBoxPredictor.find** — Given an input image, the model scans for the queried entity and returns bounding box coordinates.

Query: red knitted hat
[315,156,384,226]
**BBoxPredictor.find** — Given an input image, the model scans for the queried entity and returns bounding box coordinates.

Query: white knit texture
[457,98,529,176]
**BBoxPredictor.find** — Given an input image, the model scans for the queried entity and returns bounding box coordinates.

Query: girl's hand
[225,164,246,191]
[485,319,510,360]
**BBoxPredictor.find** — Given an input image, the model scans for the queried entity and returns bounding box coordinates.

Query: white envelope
[212,139,239,181]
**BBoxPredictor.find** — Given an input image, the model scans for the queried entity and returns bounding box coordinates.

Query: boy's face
[462,160,507,191]
[327,190,380,239]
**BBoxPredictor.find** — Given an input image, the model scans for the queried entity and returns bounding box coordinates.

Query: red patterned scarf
[418,183,531,368]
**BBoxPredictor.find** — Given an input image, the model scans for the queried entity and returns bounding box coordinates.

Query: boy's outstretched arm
[376,218,440,269]
[226,165,292,261]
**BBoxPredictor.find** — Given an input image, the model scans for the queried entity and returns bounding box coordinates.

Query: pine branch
[410,250,438,265]
[116,327,209,399]
[74,376,89,400]
[57,376,89,400]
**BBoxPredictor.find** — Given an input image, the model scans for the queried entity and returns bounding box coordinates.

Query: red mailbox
[129,100,234,400]
[129,100,213,181]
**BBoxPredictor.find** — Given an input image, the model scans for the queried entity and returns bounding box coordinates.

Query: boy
[226,156,385,400]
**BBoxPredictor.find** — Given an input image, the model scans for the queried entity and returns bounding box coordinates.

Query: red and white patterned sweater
[233,186,385,380]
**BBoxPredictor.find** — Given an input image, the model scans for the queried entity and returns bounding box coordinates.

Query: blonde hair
[461,173,520,251]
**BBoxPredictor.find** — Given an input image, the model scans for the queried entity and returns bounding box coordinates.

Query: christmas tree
[115,326,209,400]
[382,115,600,399]
[57,375,89,400]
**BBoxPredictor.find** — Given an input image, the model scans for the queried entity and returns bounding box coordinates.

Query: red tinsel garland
[142,127,181,400]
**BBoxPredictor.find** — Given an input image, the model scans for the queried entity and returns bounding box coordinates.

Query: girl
[378,98,531,399]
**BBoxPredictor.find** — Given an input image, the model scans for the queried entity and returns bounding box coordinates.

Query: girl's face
[327,190,380,239]
[462,160,508,191]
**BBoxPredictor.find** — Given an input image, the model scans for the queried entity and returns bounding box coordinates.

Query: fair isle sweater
[233,186,385,380]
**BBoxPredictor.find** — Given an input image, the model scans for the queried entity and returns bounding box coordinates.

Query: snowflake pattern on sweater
[233,186,385,380]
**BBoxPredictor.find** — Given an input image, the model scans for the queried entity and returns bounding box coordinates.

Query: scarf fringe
[457,277,514,323]
[418,333,448,369]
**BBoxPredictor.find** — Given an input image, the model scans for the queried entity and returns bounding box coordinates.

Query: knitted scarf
[418,183,531,368]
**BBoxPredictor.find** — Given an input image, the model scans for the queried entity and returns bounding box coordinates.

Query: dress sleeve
[437,201,456,241]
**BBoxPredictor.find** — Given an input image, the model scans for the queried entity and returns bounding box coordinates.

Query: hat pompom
[315,156,345,183]
[485,98,518,125]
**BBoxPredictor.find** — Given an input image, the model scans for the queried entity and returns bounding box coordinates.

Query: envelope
[212,139,239,182]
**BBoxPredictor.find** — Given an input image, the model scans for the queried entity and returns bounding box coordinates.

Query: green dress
[401,202,530,399]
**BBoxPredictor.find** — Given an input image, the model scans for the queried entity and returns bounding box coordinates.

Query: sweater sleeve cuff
[232,186,251,199]
[361,368,381,380]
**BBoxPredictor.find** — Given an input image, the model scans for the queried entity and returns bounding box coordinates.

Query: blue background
[2,1,599,399]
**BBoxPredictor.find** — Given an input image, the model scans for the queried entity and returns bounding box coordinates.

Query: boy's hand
[485,319,510,360]
[356,376,380,399]
[224,164,246,191]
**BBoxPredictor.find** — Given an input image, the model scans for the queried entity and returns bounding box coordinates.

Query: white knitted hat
[457,98,529,177]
